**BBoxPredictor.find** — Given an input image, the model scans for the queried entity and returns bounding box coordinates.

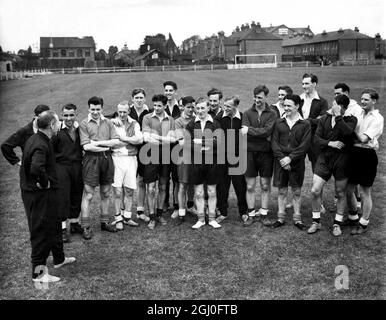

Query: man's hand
[241,126,249,135]
[328,141,345,149]
[280,156,291,167]
[283,164,291,171]
[111,118,123,127]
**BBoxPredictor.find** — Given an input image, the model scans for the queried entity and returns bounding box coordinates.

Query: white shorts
[112,156,138,189]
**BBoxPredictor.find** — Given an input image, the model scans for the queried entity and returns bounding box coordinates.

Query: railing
[0,69,52,81]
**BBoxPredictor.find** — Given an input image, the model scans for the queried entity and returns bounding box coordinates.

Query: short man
[346,88,384,235]
[111,101,143,230]
[174,96,196,225]
[241,85,277,226]
[185,98,222,229]
[308,94,357,236]
[2,105,50,166]
[270,85,293,118]
[79,96,120,240]
[271,94,311,230]
[51,104,83,243]
[20,111,75,283]
[215,95,248,224]
[207,88,223,118]
[141,94,177,230]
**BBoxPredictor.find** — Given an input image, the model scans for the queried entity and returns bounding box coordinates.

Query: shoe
[307,222,321,234]
[148,220,156,230]
[192,220,206,229]
[138,213,150,222]
[294,221,307,231]
[101,222,117,233]
[285,203,293,209]
[342,218,359,227]
[320,204,326,215]
[243,216,254,227]
[351,224,368,235]
[271,220,285,229]
[332,224,342,237]
[33,273,60,283]
[171,210,179,219]
[62,229,69,243]
[157,217,167,226]
[124,218,139,227]
[187,207,198,216]
[54,257,76,269]
[216,215,227,223]
[82,227,92,240]
[176,216,185,226]
[208,220,222,229]
[70,223,83,234]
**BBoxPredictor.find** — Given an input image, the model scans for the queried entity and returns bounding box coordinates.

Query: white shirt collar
[131,104,149,112]
[222,110,241,119]
[151,111,169,119]
[300,91,320,101]
[285,112,303,122]
[195,114,214,123]
[61,121,79,129]
[88,114,106,123]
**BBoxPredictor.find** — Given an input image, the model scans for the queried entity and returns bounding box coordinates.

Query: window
[53,51,59,57]
[61,49,67,57]
[68,50,75,57]
[279,28,288,35]
[85,50,90,57]
[77,49,83,57]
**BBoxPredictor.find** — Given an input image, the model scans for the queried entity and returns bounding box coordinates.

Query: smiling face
[153,101,166,116]
[283,99,299,117]
[62,108,77,128]
[117,104,129,122]
[208,94,221,113]
[360,93,375,112]
[278,89,287,103]
[195,101,209,120]
[164,85,176,101]
[302,77,316,95]
[132,92,145,108]
[223,99,237,116]
[89,104,103,121]
[253,91,267,108]
[183,102,195,117]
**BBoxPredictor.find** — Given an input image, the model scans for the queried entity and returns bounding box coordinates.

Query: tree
[95,49,107,61]
[108,46,118,57]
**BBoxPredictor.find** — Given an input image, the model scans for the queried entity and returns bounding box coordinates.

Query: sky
[0,0,385,53]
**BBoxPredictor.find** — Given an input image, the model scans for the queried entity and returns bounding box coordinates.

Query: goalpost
[228,53,277,69]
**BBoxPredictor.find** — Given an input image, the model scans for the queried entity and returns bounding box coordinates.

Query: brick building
[263,24,314,39]
[40,36,96,68]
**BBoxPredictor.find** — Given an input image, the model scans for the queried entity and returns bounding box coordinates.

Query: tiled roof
[40,37,95,49]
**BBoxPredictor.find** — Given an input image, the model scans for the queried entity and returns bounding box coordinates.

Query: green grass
[0,66,385,299]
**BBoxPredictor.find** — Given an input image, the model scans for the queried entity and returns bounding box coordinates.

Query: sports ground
[0,65,385,299]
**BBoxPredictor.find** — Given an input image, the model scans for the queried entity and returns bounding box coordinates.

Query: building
[40,36,96,68]
[0,52,14,72]
[263,24,314,39]
[282,28,375,63]
[134,48,170,67]
[139,33,178,64]
[113,44,138,67]
[224,22,283,63]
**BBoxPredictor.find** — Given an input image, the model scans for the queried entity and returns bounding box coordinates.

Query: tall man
[207,88,223,118]
[215,95,248,224]
[241,85,277,226]
[79,96,120,240]
[21,111,75,283]
[347,89,384,235]
[141,94,177,230]
[307,95,357,236]
[51,104,83,243]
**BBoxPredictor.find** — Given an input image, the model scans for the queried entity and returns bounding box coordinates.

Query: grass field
[0,66,385,300]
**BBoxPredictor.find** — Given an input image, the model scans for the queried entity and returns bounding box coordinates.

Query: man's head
[152,94,168,116]
[332,94,350,116]
[223,95,240,116]
[37,110,60,136]
[194,97,210,120]
[88,96,104,121]
[181,96,195,117]
[131,88,146,108]
[253,85,269,108]
[207,88,223,114]
[61,103,77,128]
[117,101,130,121]
[163,81,178,101]
[278,85,293,102]
[334,83,350,97]
[360,88,379,112]
[283,94,301,117]
[302,73,318,95]
[34,105,50,117]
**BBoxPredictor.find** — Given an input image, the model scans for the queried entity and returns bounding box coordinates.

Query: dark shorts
[314,152,349,182]
[245,151,273,178]
[178,163,191,184]
[307,139,320,172]
[82,152,114,187]
[348,147,378,187]
[273,158,305,188]
[136,154,145,177]
[190,164,218,185]
[143,164,173,184]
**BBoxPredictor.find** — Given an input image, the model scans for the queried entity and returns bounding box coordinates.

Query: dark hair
[278,85,293,95]
[253,85,269,96]
[37,110,57,129]
[152,94,168,105]
[34,105,50,116]
[132,88,146,97]
[334,83,350,93]
[302,73,318,84]
[224,95,240,106]
[335,94,350,109]
[88,96,104,107]
[181,96,195,106]
[284,94,301,106]
[163,81,177,90]
[207,88,223,99]
[361,88,379,101]
[62,103,77,111]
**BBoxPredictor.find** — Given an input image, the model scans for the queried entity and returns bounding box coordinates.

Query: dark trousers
[21,189,64,278]
[56,162,83,221]
[217,164,247,216]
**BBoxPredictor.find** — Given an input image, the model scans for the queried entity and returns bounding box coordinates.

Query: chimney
[218,31,225,38]
[354,27,359,32]
[338,28,344,34]
[256,22,261,29]
[375,33,381,39]
[251,21,256,28]
[236,26,240,32]
[241,24,246,31]
[245,23,250,29]
[322,30,327,36]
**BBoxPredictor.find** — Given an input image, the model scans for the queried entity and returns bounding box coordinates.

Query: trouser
[56,162,83,222]
[217,164,247,216]
[21,189,65,278]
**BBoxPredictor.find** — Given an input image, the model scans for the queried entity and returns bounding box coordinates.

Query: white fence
[0,69,52,81]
